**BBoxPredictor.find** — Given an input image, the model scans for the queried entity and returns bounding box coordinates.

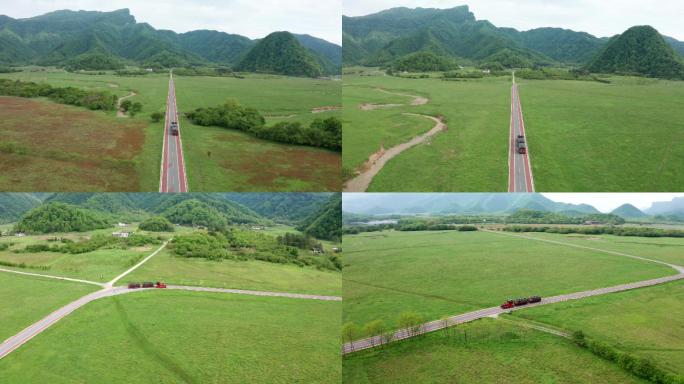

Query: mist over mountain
[0,8,341,75]
[343,193,600,215]
[646,197,684,217]
[343,5,684,75]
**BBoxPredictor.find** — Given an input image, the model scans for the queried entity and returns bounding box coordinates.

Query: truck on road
[170,121,179,136]
[501,295,542,309]
[516,135,527,154]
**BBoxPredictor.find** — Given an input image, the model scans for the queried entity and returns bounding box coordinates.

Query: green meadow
[126,249,342,296]
[0,273,97,342]
[0,70,341,191]
[515,279,684,377]
[342,230,674,329]
[0,290,341,384]
[343,318,648,384]
[343,73,510,191]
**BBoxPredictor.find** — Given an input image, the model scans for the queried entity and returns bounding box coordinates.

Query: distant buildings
[112,231,131,238]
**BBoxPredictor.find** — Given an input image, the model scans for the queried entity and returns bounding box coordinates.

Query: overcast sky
[1,0,342,44]
[344,0,684,40]
[343,193,684,213]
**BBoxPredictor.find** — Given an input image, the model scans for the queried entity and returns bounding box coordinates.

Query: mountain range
[343,193,684,219]
[0,9,341,76]
[0,193,341,240]
[343,6,684,78]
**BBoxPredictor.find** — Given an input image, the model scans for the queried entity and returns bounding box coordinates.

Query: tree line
[503,225,684,238]
[186,99,341,151]
[0,79,117,111]
[14,203,111,234]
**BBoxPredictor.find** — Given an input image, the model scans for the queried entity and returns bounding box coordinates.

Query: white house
[112,232,131,238]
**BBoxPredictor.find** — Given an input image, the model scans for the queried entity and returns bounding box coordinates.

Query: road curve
[342,272,684,354]
[344,114,446,192]
[160,71,188,193]
[508,77,534,192]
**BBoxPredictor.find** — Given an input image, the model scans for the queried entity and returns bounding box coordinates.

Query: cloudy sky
[344,0,684,40]
[1,0,342,44]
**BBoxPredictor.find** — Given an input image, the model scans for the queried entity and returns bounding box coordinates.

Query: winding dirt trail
[116,91,137,118]
[358,88,428,110]
[344,114,446,192]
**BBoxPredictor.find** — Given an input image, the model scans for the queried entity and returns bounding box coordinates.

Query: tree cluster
[186,99,341,150]
[65,53,124,71]
[0,79,117,111]
[391,51,457,72]
[139,216,175,232]
[503,225,684,238]
[14,203,110,234]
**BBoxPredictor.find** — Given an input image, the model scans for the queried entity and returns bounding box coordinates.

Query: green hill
[235,31,323,77]
[587,26,684,79]
[0,9,340,74]
[0,193,41,223]
[223,193,331,223]
[14,202,110,233]
[611,204,648,219]
[392,51,457,72]
[297,193,341,241]
[161,199,228,231]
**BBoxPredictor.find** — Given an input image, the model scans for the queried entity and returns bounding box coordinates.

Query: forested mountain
[298,193,342,241]
[611,204,647,219]
[0,9,341,75]
[223,193,332,222]
[4,193,340,239]
[0,193,41,223]
[343,193,600,215]
[235,31,323,77]
[587,26,684,79]
[343,6,684,73]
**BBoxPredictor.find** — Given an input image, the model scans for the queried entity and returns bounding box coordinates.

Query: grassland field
[343,69,684,191]
[342,230,676,330]
[513,279,684,377]
[0,273,98,342]
[0,69,341,191]
[343,318,648,384]
[0,289,341,384]
[0,224,341,295]
[343,72,510,191]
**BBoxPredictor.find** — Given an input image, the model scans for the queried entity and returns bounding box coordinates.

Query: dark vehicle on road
[128,282,141,289]
[514,297,530,306]
[528,295,542,303]
[142,281,154,288]
[516,135,527,154]
[155,281,167,288]
[500,299,514,309]
[170,121,179,136]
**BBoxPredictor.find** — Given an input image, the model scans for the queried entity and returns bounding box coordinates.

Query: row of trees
[390,51,457,72]
[186,99,341,151]
[15,233,161,255]
[397,223,478,232]
[0,79,117,111]
[343,311,426,351]
[504,225,684,238]
[573,331,684,384]
[170,230,341,271]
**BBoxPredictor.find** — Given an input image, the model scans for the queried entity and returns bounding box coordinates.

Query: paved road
[0,287,132,359]
[160,71,188,193]
[342,272,684,354]
[508,74,534,192]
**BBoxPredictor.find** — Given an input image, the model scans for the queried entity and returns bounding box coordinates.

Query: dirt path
[359,88,429,110]
[116,91,137,118]
[344,114,446,191]
[312,106,341,113]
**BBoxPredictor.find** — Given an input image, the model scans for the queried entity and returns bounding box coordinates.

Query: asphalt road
[508,76,534,192]
[342,272,684,354]
[160,72,188,193]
